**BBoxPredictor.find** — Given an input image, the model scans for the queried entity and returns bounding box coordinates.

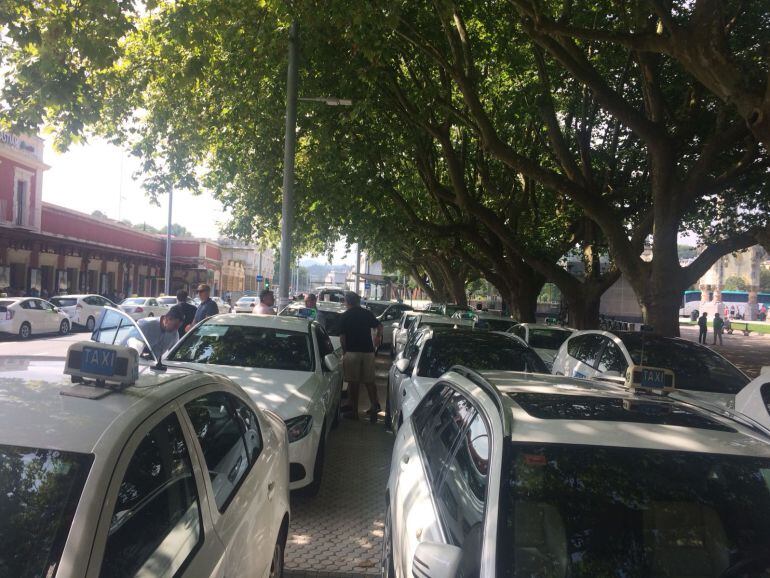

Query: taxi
[384,364,770,577]
[0,333,290,577]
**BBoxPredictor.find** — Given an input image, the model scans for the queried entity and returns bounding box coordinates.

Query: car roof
[237,295,258,300]
[0,356,225,454]
[204,312,311,332]
[284,300,346,313]
[51,294,96,299]
[516,323,574,331]
[417,313,473,325]
[463,370,770,458]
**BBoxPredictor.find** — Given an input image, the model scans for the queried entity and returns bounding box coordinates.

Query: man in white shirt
[254,289,276,315]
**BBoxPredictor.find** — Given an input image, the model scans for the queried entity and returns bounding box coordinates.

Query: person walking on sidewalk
[698,312,708,344]
[713,313,724,345]
[340,291,383,422]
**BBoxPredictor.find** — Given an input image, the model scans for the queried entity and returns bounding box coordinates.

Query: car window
[83,296,97,305]
[402,314,416,330]
[51,297,78,307]
[416,388,475,485]
[121,298,145,306]
[148,299,158,306]
[498,444,770,578]
[597,339,628,374]
[185,392,251,512]
[575,334,604,367]
[620,334,750,394]
[231,397,263,464]
[417,334,548,378]
[99,413,201,578]
[169,324,314,371]
[39,300,54,311]
[436,410,489,576]
[567,335,583,358]
[315,325,335,358]
[528,328,572,350]
[0,445,92,578]
[511,326,526,340]
[92,308,144,348]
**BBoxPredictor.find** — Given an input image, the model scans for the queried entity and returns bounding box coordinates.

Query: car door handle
[228,456,243,483]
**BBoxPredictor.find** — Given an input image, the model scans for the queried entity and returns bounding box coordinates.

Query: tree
[723,276,748,291]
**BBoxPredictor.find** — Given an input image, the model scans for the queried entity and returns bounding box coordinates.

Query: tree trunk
[562,290,602,330]
[638,287,683,337]
[496,271,543,323]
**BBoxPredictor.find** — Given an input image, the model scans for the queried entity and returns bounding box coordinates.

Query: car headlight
[284,415,313,443]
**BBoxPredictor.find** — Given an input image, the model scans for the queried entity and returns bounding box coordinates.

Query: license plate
[82,346,116,376]
[640,368,667,388]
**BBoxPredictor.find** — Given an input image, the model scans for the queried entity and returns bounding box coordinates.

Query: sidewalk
[679,323,770,377]
[284,353,393,577]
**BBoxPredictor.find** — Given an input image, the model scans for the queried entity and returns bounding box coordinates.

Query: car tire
[147,312,154,317]
[85,316,96,333]
[18,322,31,340]
[269,539,284,578]
[304,426,326,496]
[59,320,70,335]
[381,501,395,578]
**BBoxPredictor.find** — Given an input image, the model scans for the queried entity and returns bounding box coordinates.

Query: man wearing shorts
[340,291,383,421]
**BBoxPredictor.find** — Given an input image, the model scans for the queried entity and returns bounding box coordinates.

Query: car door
[87,405,227,578]
[315,325,341,419]
[38,299,61,332]
[147,298,162,317]
[391,385,474,577]
[179,388,275,578]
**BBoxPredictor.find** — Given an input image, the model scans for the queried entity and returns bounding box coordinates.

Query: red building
[0,133,224,297]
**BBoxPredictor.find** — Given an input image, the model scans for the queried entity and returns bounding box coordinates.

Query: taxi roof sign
[64,341,139,388]
[625,364,676,394]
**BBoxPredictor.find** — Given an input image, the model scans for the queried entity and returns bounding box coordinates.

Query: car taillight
[3,310,14,320]
[135,307,144,313]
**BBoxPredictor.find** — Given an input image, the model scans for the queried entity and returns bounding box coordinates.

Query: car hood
[166,362,317,419]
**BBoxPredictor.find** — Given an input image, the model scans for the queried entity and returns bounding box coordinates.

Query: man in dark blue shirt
[193,283,218,326]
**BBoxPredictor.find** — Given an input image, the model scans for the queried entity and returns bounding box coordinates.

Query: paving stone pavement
[284,355,394,577]
[679,323,770,377]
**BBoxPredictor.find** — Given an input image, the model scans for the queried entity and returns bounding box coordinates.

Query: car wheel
[269,539,284,578]
[381,501,395,578]
[148,312,154,317]
[59,320,70,335]
[18,322,31,340]
[304,426,326,496]
[85,316,96,332]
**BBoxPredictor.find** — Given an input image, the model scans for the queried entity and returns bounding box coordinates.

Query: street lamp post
[164,189,173,295]
[278,22,351,308]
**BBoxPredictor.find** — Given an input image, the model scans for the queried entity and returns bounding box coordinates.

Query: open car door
[735,367,770,430]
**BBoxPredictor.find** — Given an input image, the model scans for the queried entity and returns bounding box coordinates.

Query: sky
[42,137,355,263]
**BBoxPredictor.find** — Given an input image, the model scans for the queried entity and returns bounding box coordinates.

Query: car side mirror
[395,358,410,374]
[412,542,462,578]
[391,321,399,328]
[323,353,340,372]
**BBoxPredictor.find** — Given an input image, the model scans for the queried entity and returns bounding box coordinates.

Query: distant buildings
[0,133,273,297]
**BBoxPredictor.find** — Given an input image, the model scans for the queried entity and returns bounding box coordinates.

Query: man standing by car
[192,283,218,327]
[137,305,185,359]
[340,291,383,422]
[176,289,197,337]
[254,289,276,315]
[698,311,708,344]
[304,293,318,318]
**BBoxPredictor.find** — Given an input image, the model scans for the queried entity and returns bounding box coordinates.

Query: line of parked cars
[381,303,770,577]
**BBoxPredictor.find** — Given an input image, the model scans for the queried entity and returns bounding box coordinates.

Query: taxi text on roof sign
[64,341,139,387]
[625,364,676,394]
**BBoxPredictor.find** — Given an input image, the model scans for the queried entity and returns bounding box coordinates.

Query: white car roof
[0,356,224,455]
[52,294,98,299]
[515,323,574,331]
[417,313,473,326]
[284,301,346,313]
[465,370,770,458]
[204,312,312,333]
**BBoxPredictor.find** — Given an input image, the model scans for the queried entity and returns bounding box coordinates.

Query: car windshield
[529,327,573,350]
[0,300,14,308]
[364,302,389,317]
[237,297,255,303]
[619,334,750,394]
[498,444,770,578]
[168,323,314,371]
[157,297,176,305]
[476,318,516,331]
[0,444,93,578]
[49,297,77,307]
[121,298,145,306]
[417,334,548,378]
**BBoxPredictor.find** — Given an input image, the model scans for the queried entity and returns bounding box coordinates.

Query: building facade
[0,134,271,299]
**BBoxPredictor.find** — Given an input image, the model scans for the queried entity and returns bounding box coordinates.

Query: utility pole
[164,190,173,295]
[355,243,361,295]
[278,21,299,309]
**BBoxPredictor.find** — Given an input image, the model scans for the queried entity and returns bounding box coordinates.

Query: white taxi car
[0,296,71,339]
[234,295,259,313]
[50,294,118,332]
[507,323,574,368]
[119,296,167,319]
[551,329,749,408]
[384,366,770,578]
[164,313,344,494]
[0,339,290,577]
[387,327,546,430]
